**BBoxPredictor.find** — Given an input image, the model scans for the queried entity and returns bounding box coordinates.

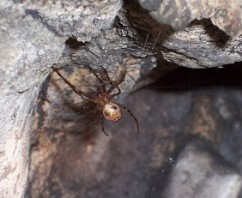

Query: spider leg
[109,56,140,98]
[110,90,121,98]
[98,66,121,98]
[100,115,109,136]
[98,66,115,87]
[107,57,140,97]
[85,65,106,92]
[52,67,97,104]
[120,104,139,134]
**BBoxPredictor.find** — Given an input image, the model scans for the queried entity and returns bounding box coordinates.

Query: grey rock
[163,140,242,198]
[138,0,242,37]
[0,0,121,197]
[1,0,242,197]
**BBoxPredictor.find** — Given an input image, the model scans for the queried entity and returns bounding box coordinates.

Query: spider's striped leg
[85,65,106,92]
[98,66,122,98]
[100,115,109,136]
[52,67,97,104]
[120,104,139,134]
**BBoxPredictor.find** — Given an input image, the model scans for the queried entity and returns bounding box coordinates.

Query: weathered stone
[1,1,242,197]
[138,0,242,37]
[163,140,242,198]
[28,67,242,197]
[0,0,122,197]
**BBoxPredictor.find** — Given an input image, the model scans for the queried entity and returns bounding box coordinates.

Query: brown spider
[52,60,139,136]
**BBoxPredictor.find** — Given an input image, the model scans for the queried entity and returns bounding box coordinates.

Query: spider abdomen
[103,102,122,122]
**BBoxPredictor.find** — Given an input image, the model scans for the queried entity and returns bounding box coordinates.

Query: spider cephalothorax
[52,59,139,136]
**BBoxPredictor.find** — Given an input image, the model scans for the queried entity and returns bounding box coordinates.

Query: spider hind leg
[120,104,140,134]
[100,115,109,137]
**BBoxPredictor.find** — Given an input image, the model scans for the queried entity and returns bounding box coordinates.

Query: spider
[52,59,139,136]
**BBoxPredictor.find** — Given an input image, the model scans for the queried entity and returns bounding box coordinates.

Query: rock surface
[29,66,242,197]
[138,0,242,37]
[0,0,121,197]
[163,141,242,198]
[1,0,242,197]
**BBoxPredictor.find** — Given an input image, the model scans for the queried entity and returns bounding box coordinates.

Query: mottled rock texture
[0,0,121,197]
[1,0,242,197]
[139,0,242,37]
[162,141,242,198]
[29,66,242,198]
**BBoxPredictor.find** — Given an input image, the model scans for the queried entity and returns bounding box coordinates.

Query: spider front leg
[85,65,107,92]
[107,57,136,98]
[52,67,97,104]
[97,66,122,98]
